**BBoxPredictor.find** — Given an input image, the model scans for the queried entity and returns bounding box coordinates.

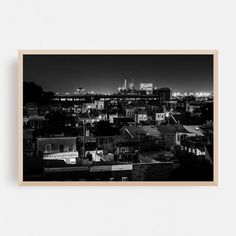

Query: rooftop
[183,125,204,136]
[157,125,189,134]
[114,117,135,123]
[29,115,46,120]
[124,126,146,139]
[141,125,161,137]
[128,100,146,107]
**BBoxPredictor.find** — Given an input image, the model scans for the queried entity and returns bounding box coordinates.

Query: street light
[82,110,91,165]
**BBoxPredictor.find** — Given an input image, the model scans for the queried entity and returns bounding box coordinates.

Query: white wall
[0,1,235,235]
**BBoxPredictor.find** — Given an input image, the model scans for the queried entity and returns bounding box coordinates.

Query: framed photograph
[18,50,218,186]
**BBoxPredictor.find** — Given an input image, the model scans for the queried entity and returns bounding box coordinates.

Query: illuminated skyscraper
[140,83,153,95]
[124,79,127,90]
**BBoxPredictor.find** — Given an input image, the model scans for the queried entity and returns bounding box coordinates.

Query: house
[49,104,63,113]
[122,126,146,140]
[25,103,38,116]
[157,125,189,149]
[95,100,104,110]
[23,129,35,159]
[114,136,138,154]
[113,117,135,127]
[176,100,186,112]
[38,105,50,116]
[27,115,47,130]
[162,100,178,110]
[186,102,201,114]
[106,113,119,123]
[37,136,78,164]
[72,105,82,114]
[127,100,147,111]
[155,113,166,123]
[135,111,148,124]
[180,136,206,157]
[65,113,77,127]
[126,108,135,118]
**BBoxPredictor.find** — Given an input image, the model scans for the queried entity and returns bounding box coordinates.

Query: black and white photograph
[20,51,217,184]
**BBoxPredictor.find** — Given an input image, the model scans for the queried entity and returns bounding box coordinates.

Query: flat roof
[157,125,189,134]
[37,136,77,140]
[183,125,204,136]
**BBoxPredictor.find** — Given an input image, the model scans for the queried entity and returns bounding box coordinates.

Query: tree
[23,81,54,105]
[44,111,66,135]
[92,120,118,136]
[24,82,43,104]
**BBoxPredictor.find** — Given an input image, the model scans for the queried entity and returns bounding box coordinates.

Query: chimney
[124,79,127,90]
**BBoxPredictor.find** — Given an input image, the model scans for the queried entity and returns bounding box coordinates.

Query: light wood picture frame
[18,50,218,186]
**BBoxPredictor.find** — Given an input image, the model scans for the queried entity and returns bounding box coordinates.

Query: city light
[172,91,212,97]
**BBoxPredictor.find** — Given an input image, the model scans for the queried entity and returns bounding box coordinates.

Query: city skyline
[23,54,213,94]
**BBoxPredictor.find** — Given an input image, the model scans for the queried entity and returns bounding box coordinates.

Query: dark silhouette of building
[153,87,171,101]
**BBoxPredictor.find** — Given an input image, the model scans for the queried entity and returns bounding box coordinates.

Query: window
[69,144,73,152]
[59,144,64,152]
[45,144,52,153]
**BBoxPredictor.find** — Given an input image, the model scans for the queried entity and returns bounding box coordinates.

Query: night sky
[23,54,213,94]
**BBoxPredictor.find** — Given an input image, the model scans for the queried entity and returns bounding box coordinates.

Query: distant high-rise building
[76,87,85,95]
[129,82,134,90]
[124,79,127,90]
[140,83,153,95]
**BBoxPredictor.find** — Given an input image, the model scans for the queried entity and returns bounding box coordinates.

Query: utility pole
[83,119,86,164]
